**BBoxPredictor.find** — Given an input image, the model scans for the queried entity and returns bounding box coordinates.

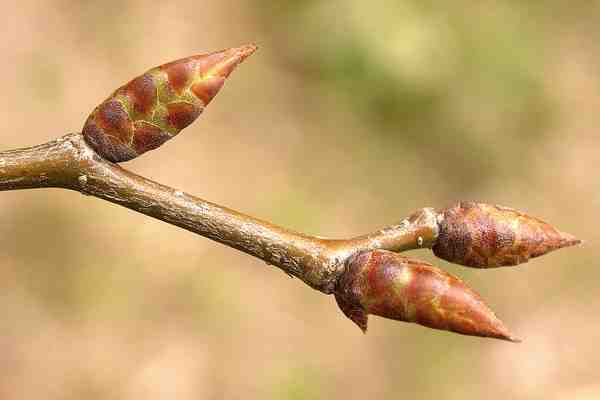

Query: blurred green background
[0,1,598,399]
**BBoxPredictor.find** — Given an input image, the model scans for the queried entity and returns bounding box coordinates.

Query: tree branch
[0,133,435,294]
[1,45,579,341]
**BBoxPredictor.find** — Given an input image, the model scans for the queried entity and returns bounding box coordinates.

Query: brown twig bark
[0,133,436,294]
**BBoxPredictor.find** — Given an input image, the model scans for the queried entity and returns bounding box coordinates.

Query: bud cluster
[335,203,579,340]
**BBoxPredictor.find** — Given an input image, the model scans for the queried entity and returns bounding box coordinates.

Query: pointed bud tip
[506,335,522,343]
[209,43,258,78]
[492,326,522,343]
[235,43,258,59]
[480,312,521,342]
[557,231,582,248]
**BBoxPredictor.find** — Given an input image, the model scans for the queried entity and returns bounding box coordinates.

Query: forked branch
[0,45,580,342]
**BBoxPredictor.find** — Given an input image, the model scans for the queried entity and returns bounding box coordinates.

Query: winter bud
[82,44,257,162]
[432,202,580,268]
[335,250,518,342]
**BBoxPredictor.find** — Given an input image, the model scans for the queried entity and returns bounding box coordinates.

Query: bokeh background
[0,1,598,399]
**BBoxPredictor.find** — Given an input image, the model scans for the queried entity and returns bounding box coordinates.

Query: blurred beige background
[0,1,598,399]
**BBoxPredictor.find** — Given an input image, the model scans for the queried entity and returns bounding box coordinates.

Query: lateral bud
[82,44,257,162]
[335,250,518,342]
[432,202,581,268]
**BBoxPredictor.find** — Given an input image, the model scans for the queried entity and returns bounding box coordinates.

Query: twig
[0,45,580,341]
[0,133,436,294]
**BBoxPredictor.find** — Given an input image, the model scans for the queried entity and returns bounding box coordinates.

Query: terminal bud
[432,202,580,268]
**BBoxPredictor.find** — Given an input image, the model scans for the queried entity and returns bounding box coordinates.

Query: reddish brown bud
[82,44,257,162]
[432,202,580,268]
[335,250,518,342]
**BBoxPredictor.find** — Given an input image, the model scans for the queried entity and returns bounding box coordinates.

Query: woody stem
[0,133,437,293]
